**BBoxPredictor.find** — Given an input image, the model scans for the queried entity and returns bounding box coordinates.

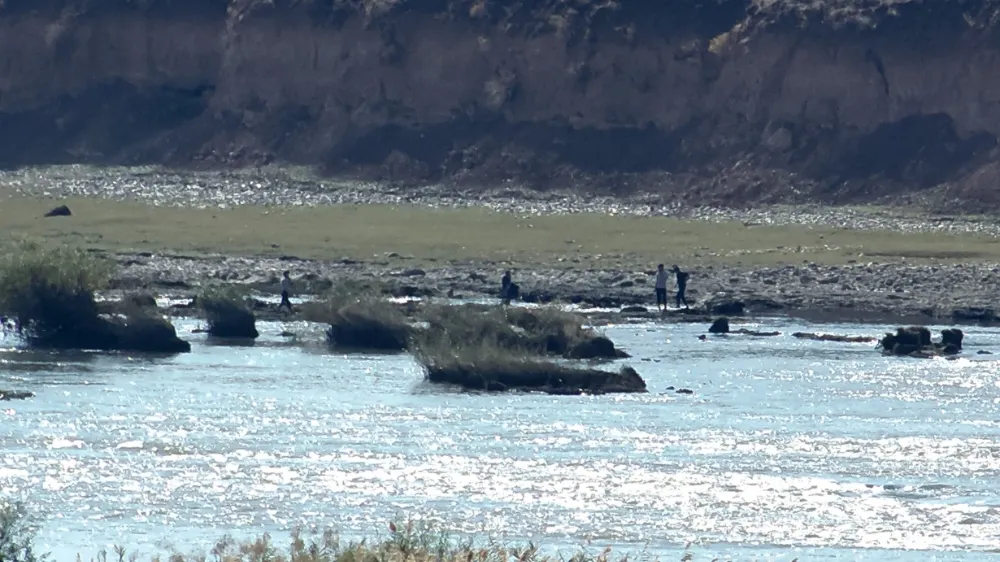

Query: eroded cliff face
[2,0,1000,209]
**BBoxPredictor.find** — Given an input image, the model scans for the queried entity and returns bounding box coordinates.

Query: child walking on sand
[279,270,294,313]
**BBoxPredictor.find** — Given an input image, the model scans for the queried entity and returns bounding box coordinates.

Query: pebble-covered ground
[5,165,1000,326]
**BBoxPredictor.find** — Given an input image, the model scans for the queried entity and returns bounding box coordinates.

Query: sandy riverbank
[3,166,1000,327]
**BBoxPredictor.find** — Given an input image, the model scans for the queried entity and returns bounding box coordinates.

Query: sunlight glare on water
[2,318,1000,561]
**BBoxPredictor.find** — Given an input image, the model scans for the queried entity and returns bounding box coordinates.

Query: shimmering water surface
[3,318,1000,561]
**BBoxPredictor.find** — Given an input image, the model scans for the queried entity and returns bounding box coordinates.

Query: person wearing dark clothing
[500,270,519,304]
[279,270,294,313]
[672,265,689,309]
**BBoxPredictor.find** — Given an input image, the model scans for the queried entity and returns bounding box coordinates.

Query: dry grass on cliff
[2,194,999,269]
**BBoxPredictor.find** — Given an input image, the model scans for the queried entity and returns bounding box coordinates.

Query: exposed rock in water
[0,389,34,400]
[708,317,730,334]
[879,327,963,357]
[424,362,647,395]
[201,295,259,339]
[793,332,877,343]
[940,328,964,350]
[707,316,778,336]
[730,329,781,337]
[108,312,192,353]
[13,296,189,353]
[666,386,694,395]
[3,2,1000,209]
[326,307,411,351]
[566,335,631,359]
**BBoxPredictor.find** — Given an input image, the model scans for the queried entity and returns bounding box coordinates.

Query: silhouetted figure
[654,264,668,312]
[672,265,689,309]
[279,270,294,313]
[500,270,519,305]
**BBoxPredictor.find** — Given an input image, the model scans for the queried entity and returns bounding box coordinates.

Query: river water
[2,317,1000,561]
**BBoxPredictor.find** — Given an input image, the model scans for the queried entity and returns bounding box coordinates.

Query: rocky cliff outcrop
[3,0,1000,209]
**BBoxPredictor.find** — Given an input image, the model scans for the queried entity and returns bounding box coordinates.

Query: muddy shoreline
[108,245,1000,329]
[7,166,1000,329]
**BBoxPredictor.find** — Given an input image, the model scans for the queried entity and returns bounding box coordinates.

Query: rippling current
[3,318,1000,561]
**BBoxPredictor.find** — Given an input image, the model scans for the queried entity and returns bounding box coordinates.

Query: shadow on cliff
[779,113,998,203]
[328,116,705,188]
[0,80,214,168]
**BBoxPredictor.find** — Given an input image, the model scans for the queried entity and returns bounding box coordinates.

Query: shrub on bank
[0,241,189,353]
[200,286,259,339]
[303,281,412,351]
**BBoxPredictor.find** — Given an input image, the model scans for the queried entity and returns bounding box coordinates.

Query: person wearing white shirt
[279,270,294,313]
[654,263,668,312]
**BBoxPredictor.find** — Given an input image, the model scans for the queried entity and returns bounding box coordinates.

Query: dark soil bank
[4,1,1000,210]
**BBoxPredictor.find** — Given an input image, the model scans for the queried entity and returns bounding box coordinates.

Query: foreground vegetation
[0,240,189,353]
[0,501,728,562]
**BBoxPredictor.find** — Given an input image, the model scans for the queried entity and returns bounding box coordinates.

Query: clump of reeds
[411,330,645,395]
[0,240,112,348]
[420,305,628,360]
[0,240,189,353]
[200,285,259,339]
[303,280,412,351]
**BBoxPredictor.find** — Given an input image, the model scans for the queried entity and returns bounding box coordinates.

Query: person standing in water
[672,264,689,309]
[278,270,294,313]
[500,269,519,305]
[654,264,669,312]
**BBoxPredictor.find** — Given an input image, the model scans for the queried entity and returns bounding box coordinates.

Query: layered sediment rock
[3,1,1000,209]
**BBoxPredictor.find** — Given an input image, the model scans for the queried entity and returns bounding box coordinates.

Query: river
[2,317,999,561]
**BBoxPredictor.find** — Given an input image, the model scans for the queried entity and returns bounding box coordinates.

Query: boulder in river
[879,327,963,357]
[708,317,730,334]
[707,317,778,337]
[730,329,781,337]
[567,335,631,359]
[0,390,34,400]
[422,358,647,395]
[201,292,259,339]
